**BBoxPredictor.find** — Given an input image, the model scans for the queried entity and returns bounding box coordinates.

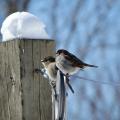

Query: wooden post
[0,39,55,120]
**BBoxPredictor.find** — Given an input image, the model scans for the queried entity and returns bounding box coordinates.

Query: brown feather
[62,50,98,68]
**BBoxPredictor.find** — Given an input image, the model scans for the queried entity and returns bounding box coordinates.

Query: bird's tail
[84,63,98,68]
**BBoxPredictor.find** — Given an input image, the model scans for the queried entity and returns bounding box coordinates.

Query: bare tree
[4,0,30,16]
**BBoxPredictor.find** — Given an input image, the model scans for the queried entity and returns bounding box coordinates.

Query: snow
[1,11,49,41]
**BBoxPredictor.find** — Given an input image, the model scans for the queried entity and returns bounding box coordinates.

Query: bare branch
[63,0,85,47]
[22,0,30,10]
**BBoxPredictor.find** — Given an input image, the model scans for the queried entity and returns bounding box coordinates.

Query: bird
[41,56,58,88]
[56,49,98,76]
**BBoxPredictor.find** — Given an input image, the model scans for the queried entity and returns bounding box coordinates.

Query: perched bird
[56,49,98,75]
[41,56,57,87]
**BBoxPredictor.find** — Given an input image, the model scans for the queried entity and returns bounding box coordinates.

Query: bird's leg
[49,80,57,99]
[66,73,69,77]
[50,80,56,88]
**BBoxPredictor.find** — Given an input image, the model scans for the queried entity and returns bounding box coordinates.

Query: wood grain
[0,39,55,120]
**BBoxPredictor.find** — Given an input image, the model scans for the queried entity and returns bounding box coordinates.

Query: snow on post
[1,12,49,41]
[0,12,55,120]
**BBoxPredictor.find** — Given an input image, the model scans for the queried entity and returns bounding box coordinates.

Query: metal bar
[55,70,66,120]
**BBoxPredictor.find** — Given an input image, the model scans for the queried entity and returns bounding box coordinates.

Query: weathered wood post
[0,39,55,120]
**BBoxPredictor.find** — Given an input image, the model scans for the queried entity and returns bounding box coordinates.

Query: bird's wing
[63,52,85,68]
[63,52,98,68]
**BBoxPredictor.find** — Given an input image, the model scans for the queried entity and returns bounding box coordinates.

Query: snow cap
[1,11,49,41]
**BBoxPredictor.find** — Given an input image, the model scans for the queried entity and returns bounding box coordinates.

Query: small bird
[41,56,57,87]
[56,49,98,75]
